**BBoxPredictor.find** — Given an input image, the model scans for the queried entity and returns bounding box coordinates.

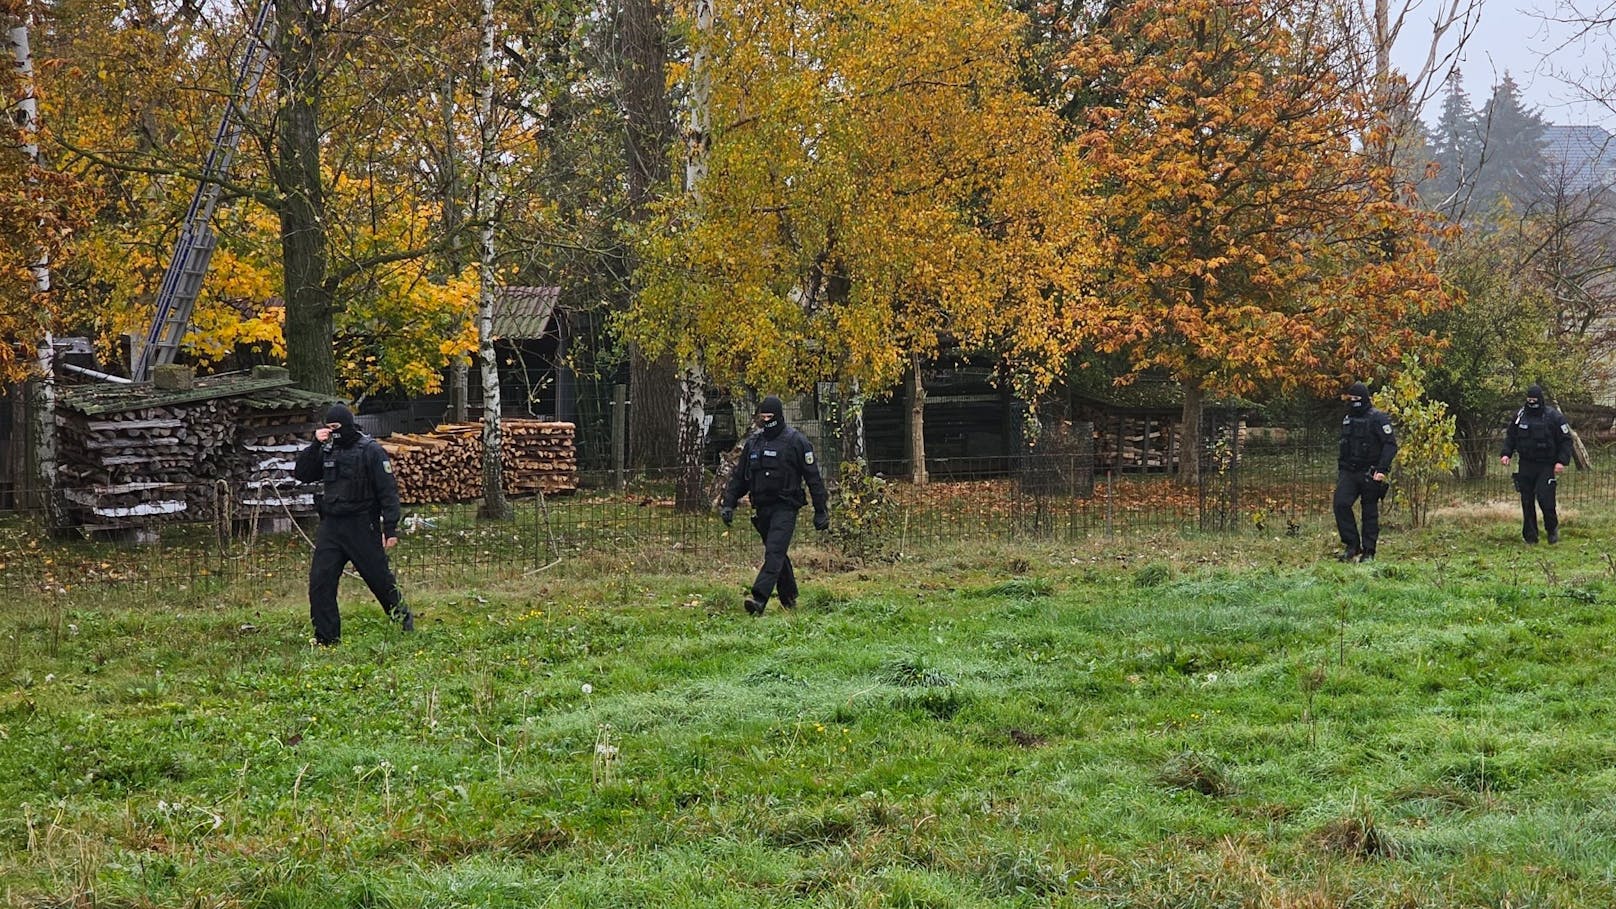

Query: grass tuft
[1158,749,1234,797]
[1311,804,1399,860]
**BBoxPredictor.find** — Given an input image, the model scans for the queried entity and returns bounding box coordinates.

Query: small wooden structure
[53,367,336,534]
[1067,375,1248,473]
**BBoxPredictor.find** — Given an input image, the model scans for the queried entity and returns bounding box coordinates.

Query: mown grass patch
[4,516,1616,905]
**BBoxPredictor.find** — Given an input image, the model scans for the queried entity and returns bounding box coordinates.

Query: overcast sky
[1394,0,1616,128]
[1383,0,1609,127]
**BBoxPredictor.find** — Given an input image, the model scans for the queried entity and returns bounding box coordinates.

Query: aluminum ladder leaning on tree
[132,0,277,382]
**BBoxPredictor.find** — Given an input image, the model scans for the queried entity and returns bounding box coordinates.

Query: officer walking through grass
[1334,380,1397,562]
[720,396,829,616]
[1499,384,1573,544]
[293,403,413,645]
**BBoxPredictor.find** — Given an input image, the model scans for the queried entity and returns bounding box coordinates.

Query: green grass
[5,512,1616,907]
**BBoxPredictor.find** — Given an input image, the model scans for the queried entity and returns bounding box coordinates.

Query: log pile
[53,372,332,531]
[232,397,327,515]
[500,420,579,495]
[55,400,237,525]
[382,420,578,503]
[381,430,479,503]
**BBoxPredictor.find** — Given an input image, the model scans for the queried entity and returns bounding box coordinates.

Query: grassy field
[4,501,1616,907]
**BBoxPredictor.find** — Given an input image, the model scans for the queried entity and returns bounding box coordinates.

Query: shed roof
[57,374,338,416]
[493,286,561,340]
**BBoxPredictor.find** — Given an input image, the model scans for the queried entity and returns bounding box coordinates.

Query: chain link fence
[3,433,1613,597]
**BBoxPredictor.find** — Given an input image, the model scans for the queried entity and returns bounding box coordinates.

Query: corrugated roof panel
[492,286,561,340]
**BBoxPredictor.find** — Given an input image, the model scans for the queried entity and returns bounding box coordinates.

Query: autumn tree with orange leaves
[1064,0,1446,482]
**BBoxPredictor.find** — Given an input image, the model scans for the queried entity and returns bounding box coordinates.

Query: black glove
[814,510,830,531]
[720,506,734,526]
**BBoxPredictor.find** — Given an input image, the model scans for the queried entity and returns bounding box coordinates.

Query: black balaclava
[326,403,362,447]
[1525,385,1545,412]
[757,396,786,439]
[1346,381,1370,415]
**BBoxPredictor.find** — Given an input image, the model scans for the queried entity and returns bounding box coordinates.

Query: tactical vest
[1339,413,1381,469]
[1517,410,1558,461]
[321,439,377,517]
[747,433,802,506]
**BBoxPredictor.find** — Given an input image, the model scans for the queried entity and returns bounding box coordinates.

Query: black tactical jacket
[293,434,402,536]
[1502,406,1574,465]
[1338,407,1398,473]
[723,426,828,512]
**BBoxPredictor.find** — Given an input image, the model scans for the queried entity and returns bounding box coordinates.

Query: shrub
[830,461,896,562]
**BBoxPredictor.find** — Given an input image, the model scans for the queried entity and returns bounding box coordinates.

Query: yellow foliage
[633,0,1102,400]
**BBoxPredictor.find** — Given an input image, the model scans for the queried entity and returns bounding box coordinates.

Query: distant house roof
[1542,125,1616,194]
[493,286,561,340]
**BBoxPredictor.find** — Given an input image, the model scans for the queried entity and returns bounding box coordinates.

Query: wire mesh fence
[3,434,1612,597]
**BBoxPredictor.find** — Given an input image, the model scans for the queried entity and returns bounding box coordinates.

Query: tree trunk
[619,0,675,470]
[674,360,706,510]
[275,0,336,395]
[629,348,678,467]
[1457,413,1492,480]
[670,0,711,511]
[9,24,63,529]
[909,354,928,485]
[474,0,510,521]
[841,378,866,468]
[1176,380,1203,485]
[619,0,670,219]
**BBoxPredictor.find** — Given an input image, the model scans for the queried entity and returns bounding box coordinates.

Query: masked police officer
[720,396,830,616]
[1335,380,1397,562]
[1499,384,1573,544]
[292,403,412,645]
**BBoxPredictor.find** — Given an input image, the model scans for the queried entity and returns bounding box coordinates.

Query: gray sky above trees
[1394,0,1616,127]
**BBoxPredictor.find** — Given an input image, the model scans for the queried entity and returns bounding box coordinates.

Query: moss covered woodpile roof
[57,373,339,416]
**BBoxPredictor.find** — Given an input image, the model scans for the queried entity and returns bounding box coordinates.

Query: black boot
[1337,546,1361,563]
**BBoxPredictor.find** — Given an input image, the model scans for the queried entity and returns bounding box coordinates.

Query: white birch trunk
[9,24,57,521]
[845,379,866,469]
[675,0,713,511]
[474,0,510,519]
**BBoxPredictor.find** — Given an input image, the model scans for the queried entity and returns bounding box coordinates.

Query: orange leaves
[1061,0,1445,398]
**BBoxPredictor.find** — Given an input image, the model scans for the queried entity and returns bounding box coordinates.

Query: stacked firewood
[381,420,578,503]
[500,420,579,495]
[232,407,324,515]
[55,399,236,524]
[381,430,482,503]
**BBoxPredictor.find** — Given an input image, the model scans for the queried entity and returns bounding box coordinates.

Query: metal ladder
[133,0,277,382]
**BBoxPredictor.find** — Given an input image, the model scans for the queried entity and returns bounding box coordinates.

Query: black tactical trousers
[308,513,402,644]
[1333,469,1383,554]
[1515,460,1559,543]
[750,503,800,605]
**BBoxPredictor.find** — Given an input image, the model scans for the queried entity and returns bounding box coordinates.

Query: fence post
[1105,469,1115,537]
[611,383,627,490]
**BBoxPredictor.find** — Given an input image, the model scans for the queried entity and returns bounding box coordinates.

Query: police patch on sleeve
[804,451,815,465]
[383,460,393,473]
[1382,424,1393,434]
[1562,423,1571,434]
